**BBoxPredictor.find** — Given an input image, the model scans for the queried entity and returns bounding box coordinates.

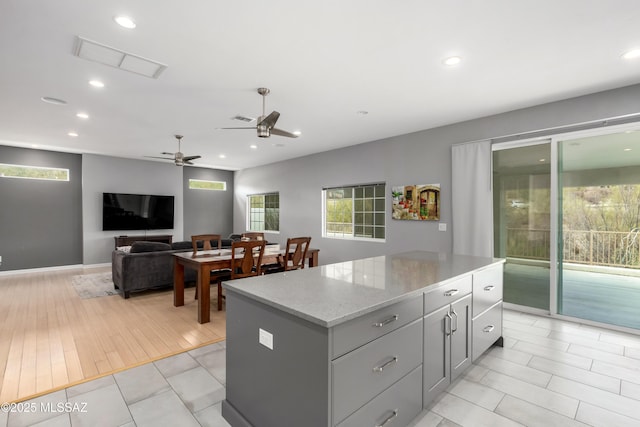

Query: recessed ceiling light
[356,110,369,115]
[68,132,78,137]
[624,148,632,152]
[539,158,546,162]
[89,80,105,88]
[76,112,89,119]
[219,154,226,159]
[293,131,302,136]
[250,144,258,150]
[443,56,462,66]
[114,15,136,29]
[41,96,67,105]
[622,48,640,60]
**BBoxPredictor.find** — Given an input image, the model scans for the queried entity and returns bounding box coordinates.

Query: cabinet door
[423,304,450,407]
[450,294,472,381]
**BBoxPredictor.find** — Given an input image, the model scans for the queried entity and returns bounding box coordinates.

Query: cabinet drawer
[472,265,503,317]
[472,301,502,361]
[332,319,422,425]
[336,366,422,427]
[423,275,472,315]
[332,296,422,359]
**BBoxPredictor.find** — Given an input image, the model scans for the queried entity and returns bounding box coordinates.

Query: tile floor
[3,309,640,427]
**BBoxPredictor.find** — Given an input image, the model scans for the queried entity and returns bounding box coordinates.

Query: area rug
[71,272,119,299]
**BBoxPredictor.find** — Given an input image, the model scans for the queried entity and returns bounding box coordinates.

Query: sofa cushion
[171,240,193,251]
[129,241,172,253]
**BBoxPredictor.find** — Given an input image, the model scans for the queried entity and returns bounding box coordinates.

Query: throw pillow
[171,241,193,251]
[129,241,172,253]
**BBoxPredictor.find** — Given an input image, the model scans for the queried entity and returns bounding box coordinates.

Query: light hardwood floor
[0,266,226,403]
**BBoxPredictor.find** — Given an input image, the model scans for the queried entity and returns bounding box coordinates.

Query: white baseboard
[82,262,111,269]
[0,263,110,277]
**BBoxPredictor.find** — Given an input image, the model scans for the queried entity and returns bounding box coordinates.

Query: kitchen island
[221,251,504,427]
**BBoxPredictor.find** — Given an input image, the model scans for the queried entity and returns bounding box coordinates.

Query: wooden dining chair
[241,232,265,241]
[263,236,311,274]
[191,234,224,299]
[217,240,266,310]
[190,234,222,254]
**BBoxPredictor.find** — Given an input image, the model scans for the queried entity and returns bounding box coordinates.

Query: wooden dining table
[173,246,319,323]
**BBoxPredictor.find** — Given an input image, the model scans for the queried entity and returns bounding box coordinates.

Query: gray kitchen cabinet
[423,290,472,407]
[336,365,423,427]
[221,251,504,427]
[332,316,423,425]
[472,264,504,361]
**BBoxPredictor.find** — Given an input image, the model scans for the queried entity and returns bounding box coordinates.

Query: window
[323,183,385,240]
[248,193,279,232]
[188,179,226,191]
[0,163,69,181]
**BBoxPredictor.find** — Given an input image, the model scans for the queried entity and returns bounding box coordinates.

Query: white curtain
[451,140,493,257]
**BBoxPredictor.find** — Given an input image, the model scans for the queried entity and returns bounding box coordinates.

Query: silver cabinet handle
[373,356,398,373]
[373,314,398,328]
[444,312,453,336]
[375,409,399,427]
[483,325,495,333]
[484,285,495,291]
[444,289,459,297]
[451,309,458,335]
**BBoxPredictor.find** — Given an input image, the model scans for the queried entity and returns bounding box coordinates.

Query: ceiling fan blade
[184,161,194,165]
[258,111,280,129]
[270,127,299,138]
[161,152,174,155]
[217,126,258,130]
[183,155,201,161]
[145,156,175,160]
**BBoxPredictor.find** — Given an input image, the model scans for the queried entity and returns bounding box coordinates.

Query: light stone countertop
[223,251,504,327]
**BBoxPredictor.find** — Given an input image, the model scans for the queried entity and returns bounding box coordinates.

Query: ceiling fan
[219,87,299,138]
[146,135,201,166]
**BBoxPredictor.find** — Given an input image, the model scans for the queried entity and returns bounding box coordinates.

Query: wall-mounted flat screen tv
[102,193,174,231]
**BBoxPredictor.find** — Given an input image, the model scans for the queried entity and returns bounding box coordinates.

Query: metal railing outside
[506,228,640,269]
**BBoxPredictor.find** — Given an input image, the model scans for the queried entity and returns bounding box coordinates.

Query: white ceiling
[1,0,639,171]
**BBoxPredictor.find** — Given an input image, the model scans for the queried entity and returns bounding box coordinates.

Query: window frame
[188,179,226,191]
[0,163,70,182]
[247,192,280,233]
[322,183,386,242]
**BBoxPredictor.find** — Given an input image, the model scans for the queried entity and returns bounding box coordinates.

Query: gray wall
[81,155,235,265]
[0,146,83,271]
[183,166,235,238]
[234,83,640,266]
[82,154,184,265]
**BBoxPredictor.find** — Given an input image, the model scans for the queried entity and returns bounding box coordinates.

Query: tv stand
[114,234,173,248]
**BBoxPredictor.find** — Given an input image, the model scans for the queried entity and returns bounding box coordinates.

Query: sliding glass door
[493,141,551,310]
[492,126,640,329]
[558,130,640,329]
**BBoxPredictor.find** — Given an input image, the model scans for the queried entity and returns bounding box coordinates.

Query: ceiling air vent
[73,36,167,79]
[233,115,256,123]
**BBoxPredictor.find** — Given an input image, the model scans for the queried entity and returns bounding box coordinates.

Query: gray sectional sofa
[111,235,243,298]
[111,241,192,298]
